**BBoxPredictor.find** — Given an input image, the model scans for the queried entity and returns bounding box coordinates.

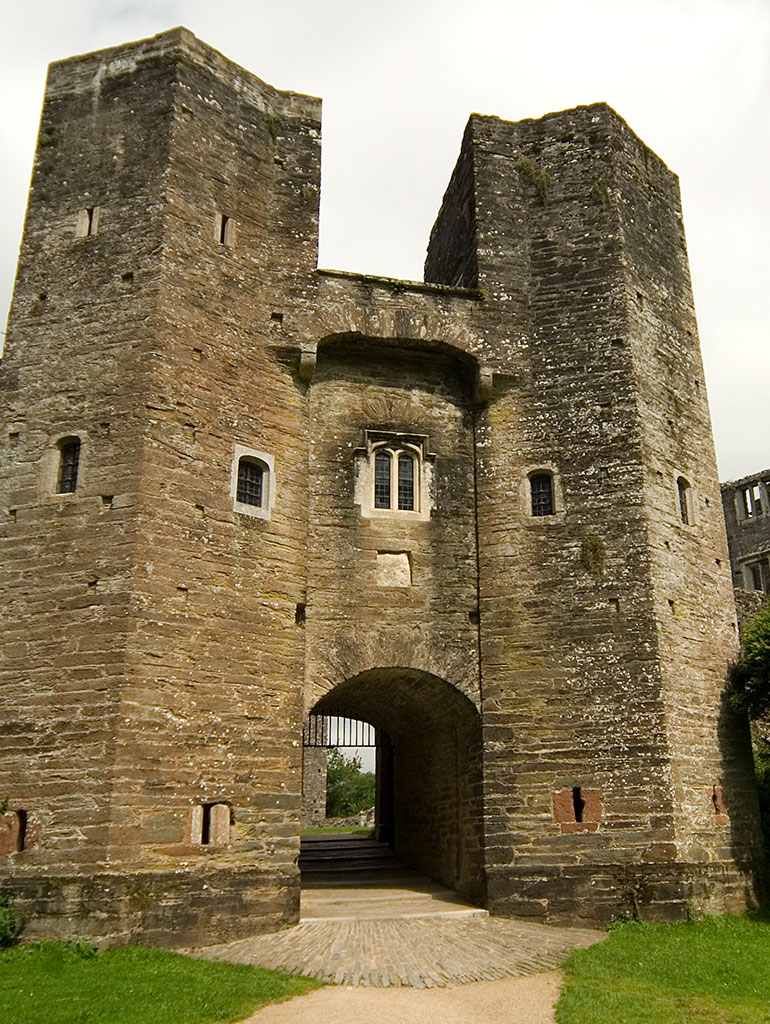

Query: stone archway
[309,667,486,903]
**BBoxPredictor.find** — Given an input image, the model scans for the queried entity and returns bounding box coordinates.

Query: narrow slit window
[217,213,236,247]
[572,786,585,823]
[677,477,690,525]
[374,451,391,508]
[530,473,554,516]
[236,458,263,507]
[16,811,27,852]
[397,454,415,510]
[57,439,81,494]
[201,804,212,845]
[76,207,100,237]
[199,802,230,845]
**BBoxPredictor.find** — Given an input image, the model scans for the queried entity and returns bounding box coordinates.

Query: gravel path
[240,970,566,1024]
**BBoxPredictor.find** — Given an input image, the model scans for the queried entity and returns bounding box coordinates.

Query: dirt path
[241,969,563,1023]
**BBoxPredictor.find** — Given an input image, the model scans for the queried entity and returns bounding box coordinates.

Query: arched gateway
[306,669,485,902]
[0,28,763,947]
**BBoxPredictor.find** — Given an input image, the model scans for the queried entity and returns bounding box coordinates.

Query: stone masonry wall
[0,29,762,943]
[722,471,770,594]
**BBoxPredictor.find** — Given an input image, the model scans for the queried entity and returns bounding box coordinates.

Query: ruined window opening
[572,786,585,823]
[530,473,554,517]
[748,559,770,594]
[742,484,763,519]
[677,477,691,525]
[236,458,263,507]
[56,438,81,494]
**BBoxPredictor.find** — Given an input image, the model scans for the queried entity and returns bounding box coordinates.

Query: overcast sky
[1,0,767,481]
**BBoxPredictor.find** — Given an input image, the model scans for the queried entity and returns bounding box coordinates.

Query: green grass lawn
[0,941,321,1024]
[556,910,770,1024]
[300,825,373,836]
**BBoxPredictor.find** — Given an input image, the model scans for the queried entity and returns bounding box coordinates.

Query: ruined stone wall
[722,471,770,594]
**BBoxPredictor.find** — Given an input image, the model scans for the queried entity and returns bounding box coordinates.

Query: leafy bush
[752,735,770,846]
[0,890,21,947]
[729,601,770,718]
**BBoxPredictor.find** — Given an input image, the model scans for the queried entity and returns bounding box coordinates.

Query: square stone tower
[0,28,762,946]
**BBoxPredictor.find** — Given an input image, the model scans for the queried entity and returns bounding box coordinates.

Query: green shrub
[0,890,21,947]
[729,601,770,718]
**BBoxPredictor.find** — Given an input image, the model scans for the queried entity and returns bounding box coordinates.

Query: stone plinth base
[7,866,299,948]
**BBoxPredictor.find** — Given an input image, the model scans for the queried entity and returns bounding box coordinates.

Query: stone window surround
[42,432,88,501]
[355,430,434,522]
[75,206,100,238]
[741,556,770,594]
[230,444,274,520]
[521,464,565,524]
[734,478,770,523]
[215,211,237,247]
[676,474,695,527]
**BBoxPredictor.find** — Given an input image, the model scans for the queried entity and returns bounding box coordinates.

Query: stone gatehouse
[0,27,763,947]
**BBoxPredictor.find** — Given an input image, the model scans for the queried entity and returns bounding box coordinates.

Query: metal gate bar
[303,713,381,747]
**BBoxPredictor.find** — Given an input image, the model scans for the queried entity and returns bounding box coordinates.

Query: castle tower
[0,29,762,945]
[426,106,763,917]
[0,29,319,945]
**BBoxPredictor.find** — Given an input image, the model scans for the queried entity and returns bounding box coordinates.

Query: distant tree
[325,749,375,817]
[729,601,770,845]
[730,602,770,720]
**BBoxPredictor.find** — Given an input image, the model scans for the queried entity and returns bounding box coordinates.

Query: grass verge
[556,910,770,1024]
[301,826,373,836]
[0,940,322,1024]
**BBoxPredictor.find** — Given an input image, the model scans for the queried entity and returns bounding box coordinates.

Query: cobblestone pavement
[195,913,604,988]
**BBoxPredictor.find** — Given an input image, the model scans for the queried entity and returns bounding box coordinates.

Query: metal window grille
[530,473,554,516]
[397,454,415,510]
[678,479,689,525]
[236,459,263,506]
[57,441,80,494]
[374,451,391,508]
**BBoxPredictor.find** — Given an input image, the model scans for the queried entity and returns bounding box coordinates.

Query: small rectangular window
[236,459,263,507]
[530,473,554,516]
[57,440,81,493]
